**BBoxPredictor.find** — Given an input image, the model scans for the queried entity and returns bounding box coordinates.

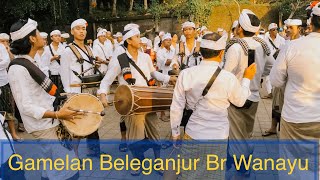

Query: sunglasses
[271,29,278,31]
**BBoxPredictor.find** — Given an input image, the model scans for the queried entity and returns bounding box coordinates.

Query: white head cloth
[217,28,224,32]
[159,31,165,36]
[97,29,106,37]
[123,28,140,42]
[140,37,148,44]
[232,20,239,29]
[311,2,320,16]
[0,33,10,40]
[162,33,172,40]
[200,33,227,50]
[40,32,48,39]
[284,19,302,26]
[115,32,123,37]
[124,23,139,31]
[10,18,38,42]
[71,19,87,30]
[50,30,61,36]
[61,33,70,39]
[239,9,260,33]
[268,23,278,30]
[182,21,196,30]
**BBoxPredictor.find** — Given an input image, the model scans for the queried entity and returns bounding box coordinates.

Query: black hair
[10,19,37,55]
[312,15,320,31]
[242,14,261,37]
[124,40,129,48]
[200,33,222,59]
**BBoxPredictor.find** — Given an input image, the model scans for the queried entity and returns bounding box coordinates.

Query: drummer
[60,18,106,158]
[8,18,81,180]
[98,25,177,176]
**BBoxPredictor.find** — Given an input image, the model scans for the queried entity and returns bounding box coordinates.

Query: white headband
[284,19,302,26]
[140,37,148,44]
[0,33,10,40]
[40,32,48,38]
[182,21,195,30]
[71,19,87,30]
[124,23,139,31]
[162,33,172,40]
[50,30,61,36]
[200,26,208,32]
[115,32,123,37]
[268,23,278,30]
[97,30,106,37]
[10,18,38,42]
[200,34,227,50]
[232,20,239,29]
[239,9,260,33]
[61,33,70,39]
[123,28,140,42]
[217,28,224,32]
[311,2,320,16]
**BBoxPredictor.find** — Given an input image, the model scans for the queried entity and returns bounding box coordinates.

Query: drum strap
[1,114,16,154]
[49,44,60,65]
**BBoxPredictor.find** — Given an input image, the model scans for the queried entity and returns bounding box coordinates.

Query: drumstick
[68,107,105,116]
[70,82,101,87]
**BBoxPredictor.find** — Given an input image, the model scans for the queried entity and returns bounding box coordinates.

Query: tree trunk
[129,0,134,11]
[112,0,117,16]
[144,0,148,10]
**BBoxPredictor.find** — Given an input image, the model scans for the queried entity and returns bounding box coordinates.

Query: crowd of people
[1,1,320,179]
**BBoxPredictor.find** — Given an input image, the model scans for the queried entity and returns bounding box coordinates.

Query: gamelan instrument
[59,93,104,137]
[114,85,173,115]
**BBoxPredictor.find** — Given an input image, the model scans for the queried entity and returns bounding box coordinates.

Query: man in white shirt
[113,32,123,49]
[230,20,239,39]
[8,18,81,180]
[154,31,164,52]
[170,32,256,179]
[98,25,176,176]
[156,33,179,75]
[179,21,202,69]
[60,19,105,157]
[93,29,111,74]
[270,8,320,140]
[61,32,70,47]
[263,19,303,137]
[223,10,274,143]
[44,30,65,92]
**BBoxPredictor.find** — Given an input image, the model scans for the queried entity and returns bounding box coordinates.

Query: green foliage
[273,0,309,20]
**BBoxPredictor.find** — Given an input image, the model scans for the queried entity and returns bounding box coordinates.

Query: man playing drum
[8,18,82,180]
[60,18,106,158]
[98,25,176,176]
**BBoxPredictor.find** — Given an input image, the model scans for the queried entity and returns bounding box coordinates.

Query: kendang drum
[114,85,173,115]
[60,93,104,137]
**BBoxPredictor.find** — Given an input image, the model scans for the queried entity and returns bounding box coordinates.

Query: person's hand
[100,94,109,108]
[172,135,181,149]
[56,106,84,121]
[165,59,172,66]
[169,76,177,85]
[243,63,257,80]
[51,55,60,62]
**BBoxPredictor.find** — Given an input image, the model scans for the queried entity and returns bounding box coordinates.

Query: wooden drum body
[114,85,173,116]
[61,93,104,137]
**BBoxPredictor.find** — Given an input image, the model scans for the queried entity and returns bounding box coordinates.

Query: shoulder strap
[202,67,222,96]
[1,115,16,154]
[128,58,150,85]
[84,45,94,59]
[98,44,108,60]
[268,38,278,50]
[49,44,55,56]
[68,44,83,62]
[252,36,271,56]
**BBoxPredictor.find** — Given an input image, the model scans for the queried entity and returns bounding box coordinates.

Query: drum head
[61,93,103,137]
[114,85,133,115]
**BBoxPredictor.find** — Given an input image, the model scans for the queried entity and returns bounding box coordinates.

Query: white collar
[16,54,37,64]
[200,60,220,66]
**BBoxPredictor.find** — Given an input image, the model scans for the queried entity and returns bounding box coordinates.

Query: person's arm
[228,63,256,106]
[223,44,241,74]
[170,70,186,138]
[148,55,171,83]
[262,55,275,77]
[60,49,72,92]
[270,44,291,88]
[0,45,10,71]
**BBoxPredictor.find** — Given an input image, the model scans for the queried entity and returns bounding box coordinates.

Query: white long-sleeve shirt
[170,61,251,140]
[93,41,112,74]
[98,50,170,95]
[156,46,178,75]
[8,55,59,133]
[34,51,50,76]
[44,43,65,75]
[60,45,96,93]
[0,44,10,86]
[270,32,320,123]
[223,37,274,102]
[264,33,286,55]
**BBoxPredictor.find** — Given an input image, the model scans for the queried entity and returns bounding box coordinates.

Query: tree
[112,0,117,16]
[144,0,148,10]
[129,0,134,11]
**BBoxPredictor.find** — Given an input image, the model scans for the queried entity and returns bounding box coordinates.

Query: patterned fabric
[0,84,15,114]
[222,38,249,68]
[252,36,271,56]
